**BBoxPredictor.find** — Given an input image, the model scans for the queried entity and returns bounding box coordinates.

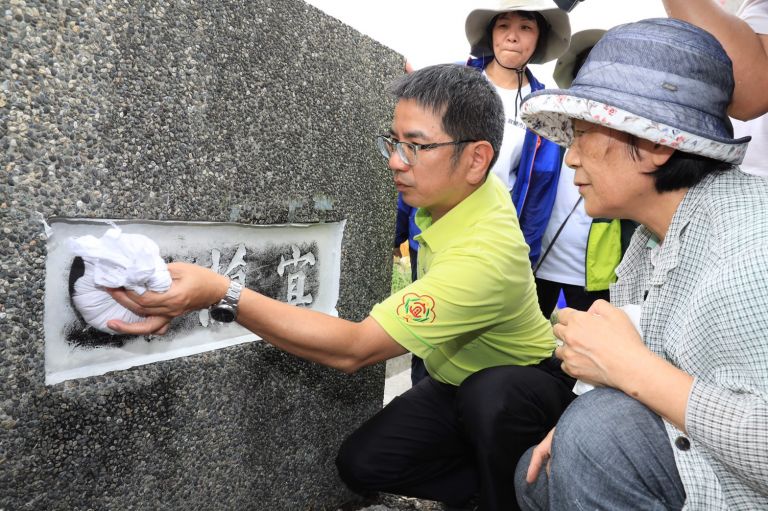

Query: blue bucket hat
[520,18,751,165]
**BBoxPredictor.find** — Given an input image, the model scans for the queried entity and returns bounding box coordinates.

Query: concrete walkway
[384,353,413,405]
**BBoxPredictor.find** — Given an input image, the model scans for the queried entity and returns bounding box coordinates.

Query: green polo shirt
[370,174,555,386]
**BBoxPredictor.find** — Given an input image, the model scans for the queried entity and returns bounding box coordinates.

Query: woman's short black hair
[625,134,732,192]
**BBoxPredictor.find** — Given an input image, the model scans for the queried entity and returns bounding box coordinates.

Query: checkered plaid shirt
[611,170,768,509]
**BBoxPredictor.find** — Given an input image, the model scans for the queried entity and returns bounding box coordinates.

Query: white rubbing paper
[44,219,345,385]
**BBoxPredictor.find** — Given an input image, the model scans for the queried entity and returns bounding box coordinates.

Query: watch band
[222,279,243,306]
[209,279,243,322]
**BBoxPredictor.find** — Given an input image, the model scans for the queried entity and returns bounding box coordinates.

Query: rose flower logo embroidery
[397,293,436,324]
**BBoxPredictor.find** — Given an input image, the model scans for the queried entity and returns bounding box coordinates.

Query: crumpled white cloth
[572,303,643,396]
[68,227,171,334]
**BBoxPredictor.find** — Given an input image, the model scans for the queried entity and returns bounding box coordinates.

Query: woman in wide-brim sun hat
[515,19,764,511]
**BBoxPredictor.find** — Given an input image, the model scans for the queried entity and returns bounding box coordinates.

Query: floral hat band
[520,18,751,165]
[521,94,750,165]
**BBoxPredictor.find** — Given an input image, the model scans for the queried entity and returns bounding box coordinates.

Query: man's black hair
[390,64,504,172]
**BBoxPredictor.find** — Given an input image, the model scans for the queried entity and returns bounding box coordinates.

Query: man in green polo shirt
[107,64,575,511]
[370,162,555,385]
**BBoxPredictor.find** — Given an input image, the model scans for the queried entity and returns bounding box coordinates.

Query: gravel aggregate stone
[1,0,403,508]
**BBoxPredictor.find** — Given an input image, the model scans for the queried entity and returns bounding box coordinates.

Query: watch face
[210,306,236,323]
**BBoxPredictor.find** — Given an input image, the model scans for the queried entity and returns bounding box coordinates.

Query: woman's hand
[526,427,555,484]
[105,262,229,335]
[553,300,651,390]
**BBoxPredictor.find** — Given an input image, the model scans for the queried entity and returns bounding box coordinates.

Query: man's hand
[106,262,229,336]
[553,300,650,390]
[526,427,555,484]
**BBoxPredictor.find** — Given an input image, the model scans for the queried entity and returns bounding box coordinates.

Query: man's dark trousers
[336,357,575,510]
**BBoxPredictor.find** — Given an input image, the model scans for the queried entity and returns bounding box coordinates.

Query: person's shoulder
[464,204,523,248]
[698,169,767,207]
[449,220,531,282]
[703,171,768,247]
[465,56,489,71]
[525,69,547,92]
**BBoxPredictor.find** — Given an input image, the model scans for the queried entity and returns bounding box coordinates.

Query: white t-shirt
[535,163,594,286]
[732,0,768,177]
[486,78,531,190]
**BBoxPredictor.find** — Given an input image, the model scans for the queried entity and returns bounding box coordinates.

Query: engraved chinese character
[277,245,316,306]
[199,244,247,326]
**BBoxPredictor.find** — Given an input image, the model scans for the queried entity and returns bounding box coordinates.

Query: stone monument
[1,0,401,508]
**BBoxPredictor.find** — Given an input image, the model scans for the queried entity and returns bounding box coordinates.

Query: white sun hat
[465,0,571,64]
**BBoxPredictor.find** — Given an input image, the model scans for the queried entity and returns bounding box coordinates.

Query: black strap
[533,196,583,276]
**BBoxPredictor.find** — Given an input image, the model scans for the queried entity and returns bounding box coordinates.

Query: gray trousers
[514,388,687,511]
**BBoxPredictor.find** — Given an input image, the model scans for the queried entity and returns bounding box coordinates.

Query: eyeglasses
[376,135,477,166]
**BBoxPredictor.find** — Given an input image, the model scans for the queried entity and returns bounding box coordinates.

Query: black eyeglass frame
[376,135,478,166]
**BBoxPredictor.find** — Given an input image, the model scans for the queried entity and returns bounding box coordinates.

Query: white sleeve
[738,0,768,34]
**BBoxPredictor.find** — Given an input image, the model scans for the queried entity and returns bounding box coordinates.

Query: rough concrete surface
[1,0,403,508]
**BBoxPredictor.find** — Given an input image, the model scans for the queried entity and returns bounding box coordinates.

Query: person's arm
[107,262,407,373]
[555,245,768,491]
[678,249,768,491]
[663,0,768,120]
[235,288,406,372]
[523,303,694,486]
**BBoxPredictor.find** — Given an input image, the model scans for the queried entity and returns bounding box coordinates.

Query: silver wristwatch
[209,280,243,323]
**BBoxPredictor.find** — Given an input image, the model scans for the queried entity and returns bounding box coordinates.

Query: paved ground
[384,358,413,405]
[339,493,443,511]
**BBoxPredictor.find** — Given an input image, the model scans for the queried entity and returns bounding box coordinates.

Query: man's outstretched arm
[107,262,407,373]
